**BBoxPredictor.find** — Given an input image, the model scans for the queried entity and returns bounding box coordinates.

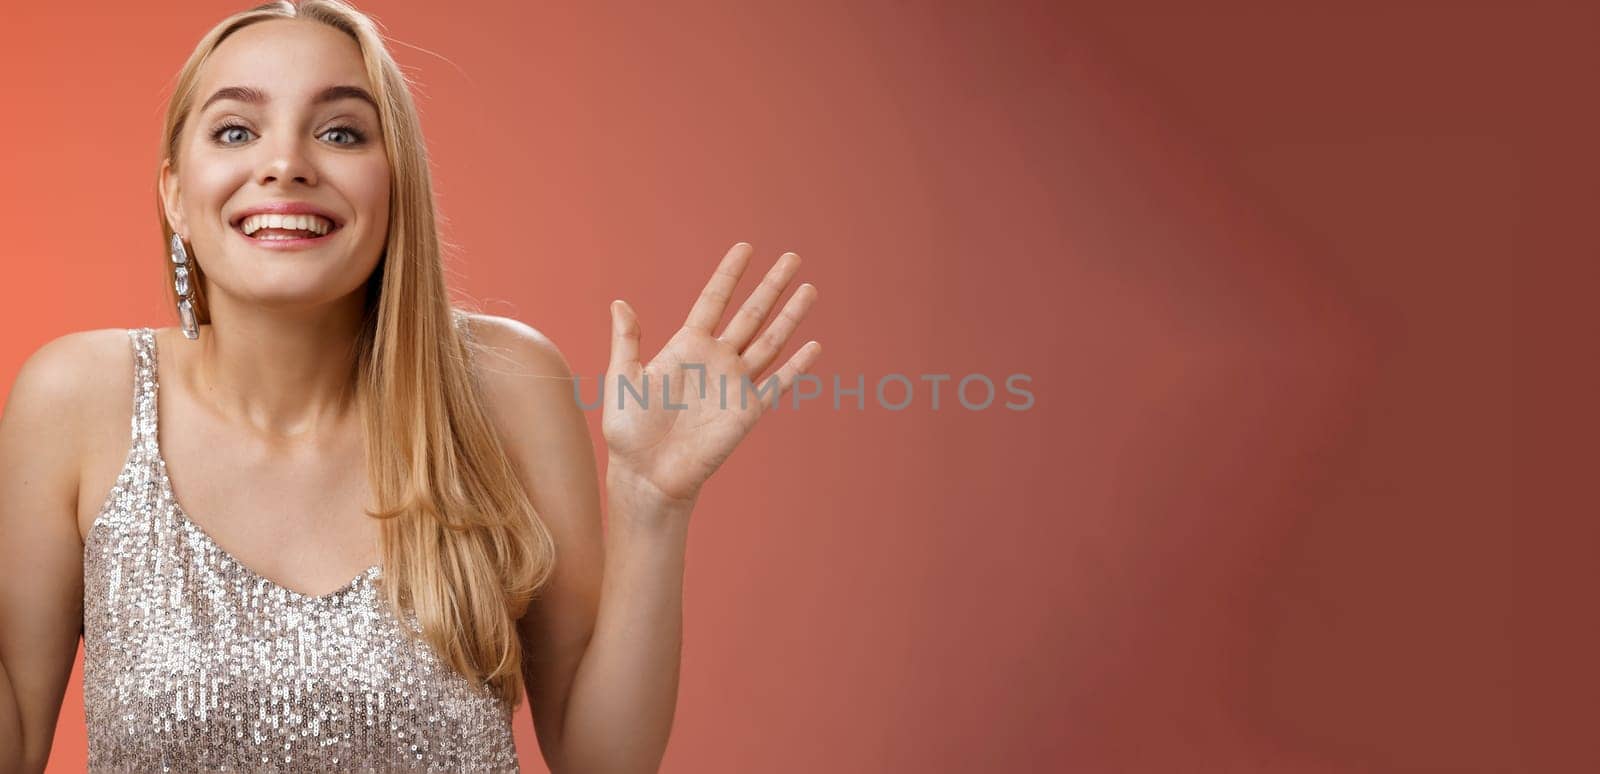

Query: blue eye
[212,123,255,145]
[320,126,365,145]
[206,123,366,146]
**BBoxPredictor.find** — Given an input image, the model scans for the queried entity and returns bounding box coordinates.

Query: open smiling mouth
[232,213,343,243]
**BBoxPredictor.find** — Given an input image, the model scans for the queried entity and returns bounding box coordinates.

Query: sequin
[82,328,520,772]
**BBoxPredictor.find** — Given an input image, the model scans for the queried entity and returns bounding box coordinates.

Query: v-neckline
[145,327,382,603]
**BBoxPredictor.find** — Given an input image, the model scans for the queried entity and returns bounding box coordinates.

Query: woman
[0,1,819,771]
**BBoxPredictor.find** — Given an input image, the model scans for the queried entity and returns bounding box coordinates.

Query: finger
[609,299,641,377]
[741,282,818,376]
[718,251,801,352]
[683,242,755,333]
[760,340,823,412]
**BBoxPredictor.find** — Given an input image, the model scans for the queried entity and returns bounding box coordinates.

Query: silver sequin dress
[82,327,521,773]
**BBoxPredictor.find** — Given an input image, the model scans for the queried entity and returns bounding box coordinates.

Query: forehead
[197,18,371,99]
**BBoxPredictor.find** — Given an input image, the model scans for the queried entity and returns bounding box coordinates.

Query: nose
[256,134,318,187]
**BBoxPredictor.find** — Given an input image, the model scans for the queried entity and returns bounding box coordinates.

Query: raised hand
[602,242,821,509]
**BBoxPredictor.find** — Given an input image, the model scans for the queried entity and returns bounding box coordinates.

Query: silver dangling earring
[170,233,199,340]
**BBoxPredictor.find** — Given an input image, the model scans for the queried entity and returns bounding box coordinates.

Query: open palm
[602,242,821,506]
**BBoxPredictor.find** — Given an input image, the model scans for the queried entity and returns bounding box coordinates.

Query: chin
[226,275,373,307]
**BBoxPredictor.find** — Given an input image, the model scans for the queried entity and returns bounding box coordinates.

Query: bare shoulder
[454,310,595,487]
[458,311,575,388]
[2,327,133,431]
[0,328,136,521]
[456,310,590,458]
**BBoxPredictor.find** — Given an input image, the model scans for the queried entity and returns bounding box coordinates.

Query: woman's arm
[0,333,106,774]
[465,314,612,771]
[469,315,688,773]
[552,468,689,772]
[473,244,818,773]
[2,657,20,773]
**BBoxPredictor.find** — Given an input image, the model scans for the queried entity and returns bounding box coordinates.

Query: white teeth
[239,212,334,237]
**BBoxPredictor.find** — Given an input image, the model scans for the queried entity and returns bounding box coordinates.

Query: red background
[1,1,1587,771]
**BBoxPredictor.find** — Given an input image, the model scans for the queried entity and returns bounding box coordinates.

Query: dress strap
[126,328,159,452]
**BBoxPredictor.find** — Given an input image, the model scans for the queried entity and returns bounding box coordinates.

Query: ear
[159,158,187,237]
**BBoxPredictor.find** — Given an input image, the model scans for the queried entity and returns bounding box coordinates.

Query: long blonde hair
[156,0,555,706]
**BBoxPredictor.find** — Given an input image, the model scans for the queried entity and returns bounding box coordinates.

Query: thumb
[608,299,641,376]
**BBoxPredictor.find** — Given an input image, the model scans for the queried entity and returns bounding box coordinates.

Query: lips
[229,202,345,240]
[238,212,335,238]
[226,205,346,249]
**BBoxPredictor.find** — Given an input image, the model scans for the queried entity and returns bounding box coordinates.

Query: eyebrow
[198,84,378,112]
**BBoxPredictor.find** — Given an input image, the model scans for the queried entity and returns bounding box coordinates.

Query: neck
[181,291,369,442]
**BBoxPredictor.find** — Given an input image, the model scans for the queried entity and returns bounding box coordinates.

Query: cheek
[182,154,250,220]
[345,155,391,228]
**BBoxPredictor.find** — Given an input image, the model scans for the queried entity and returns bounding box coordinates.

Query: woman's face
[161,18,390,313]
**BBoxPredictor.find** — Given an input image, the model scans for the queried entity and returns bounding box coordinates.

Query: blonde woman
[0,1,819,771]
